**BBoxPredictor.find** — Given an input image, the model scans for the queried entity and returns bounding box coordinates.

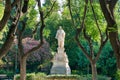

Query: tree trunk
[99,0,120,70]
[20,56,27,80]
[91,61,97,80]
[109,32,120,70]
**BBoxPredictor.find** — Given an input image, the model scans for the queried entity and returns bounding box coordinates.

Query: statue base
[50,48,71,75]
[50,65,71,75]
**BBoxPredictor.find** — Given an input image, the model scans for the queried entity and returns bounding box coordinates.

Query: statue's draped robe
[55,29,65,48]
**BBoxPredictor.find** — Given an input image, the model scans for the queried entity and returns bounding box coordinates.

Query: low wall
[46,75,80,80]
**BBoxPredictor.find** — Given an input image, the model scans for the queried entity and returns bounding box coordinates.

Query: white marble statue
[55,26,65,48]
[50,26,71,75]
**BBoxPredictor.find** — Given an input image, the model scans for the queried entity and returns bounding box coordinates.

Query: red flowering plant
[5,37,52,64]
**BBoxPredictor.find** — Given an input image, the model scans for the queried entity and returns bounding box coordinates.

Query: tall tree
[68,0,108,80]
[16,0,56,80]
[99,0,120,69]
[0,0,21,59]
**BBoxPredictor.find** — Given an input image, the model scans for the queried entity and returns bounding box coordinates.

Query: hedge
[14,73,111,80]
[14,73,46,80]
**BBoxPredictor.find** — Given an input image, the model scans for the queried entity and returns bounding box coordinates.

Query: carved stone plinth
[50,48,71,75]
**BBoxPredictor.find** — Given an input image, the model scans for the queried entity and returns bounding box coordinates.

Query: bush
[14,74,20,80]
[14,73,111,80]
[0,69,6,74]
[35,72,46,80]
[14,73,35,80]
[26,73,35,80]
[71,70,81,74]
[14,72,46,80]
[46,74,111,80]
[7,71,14,78]
[46,75,81,80]
[115,70,120,80]
[82,74,111,80]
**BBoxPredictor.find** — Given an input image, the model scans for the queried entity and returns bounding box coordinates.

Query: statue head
[59,26,62,30]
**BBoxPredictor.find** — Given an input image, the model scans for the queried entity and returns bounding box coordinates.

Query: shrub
[7,71,14,78]
[14,72,46,80]
[35,72,46,80]
[14,73,111,80]
[0,69,6,74]
[46,74,111,80]
[115,70,120,80]
[46,75,81,80]
[71,70,81,74]
[83,74,111,80]
[14,73,35,80]
[26,73,35,80]
[14,74,20,80]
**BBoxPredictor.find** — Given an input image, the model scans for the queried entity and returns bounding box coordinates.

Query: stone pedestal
[50,47,71,75]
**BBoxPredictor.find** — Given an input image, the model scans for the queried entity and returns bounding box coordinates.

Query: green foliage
[44,12,60,50]
[85,3,106,41]
[28,0,36,7]
[114,1,120,34]
[46,75,110,80]
[14,74,20,80]
[0,0,118,79]
[14,74,111,80]
[46,75,80,80]
[43,0,59,15]
[81,74,111,80]
[115,70,120,80]
[0,69,6,74]
[0,26,8,45]
[19,0,38,37]
[26,73,35,80]
[0,2,4,19]
[97,42,116,77]
[6,71,14,77]
[14,72,46,80]
[0,69,14,78]
[35,73,46,80]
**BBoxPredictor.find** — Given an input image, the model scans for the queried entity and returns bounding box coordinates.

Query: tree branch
[32,21,40,35]
[90,0,103,43]
[11,0,20,8]
[0,0,11,31]
[83,26,94,58]
[74,0,92,61]
[18,21,26,57]
[68,0,75,27]
[75,36,92,61]
[0,4,21,59]
[99,0,116,26]
[24,0,45,57]
[0,0,20,31]
[22,0,29,13]
[44,0,57,19]
[76,0,88,36]
[95,35,108,62]
[108,0,118,18]
[95,39,108,62]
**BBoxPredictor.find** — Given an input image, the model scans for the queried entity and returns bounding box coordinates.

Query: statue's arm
[63,32,65,38]
[55,31,58,39]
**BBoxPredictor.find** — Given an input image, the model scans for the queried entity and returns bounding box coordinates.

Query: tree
[99,0,120,70]
[68,0,108,80]
[16,0,57,80]
[0,0,21,59]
